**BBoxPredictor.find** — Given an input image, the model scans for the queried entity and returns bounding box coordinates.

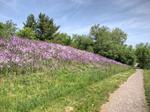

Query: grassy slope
[0,62,134,112]
[144,70,150,110]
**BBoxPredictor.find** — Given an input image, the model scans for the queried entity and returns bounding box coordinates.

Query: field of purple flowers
[0,37,123,65]
[0,36,124,75]
[0,37,132,112]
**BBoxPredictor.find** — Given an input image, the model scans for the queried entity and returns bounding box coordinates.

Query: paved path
[100,69,148,112]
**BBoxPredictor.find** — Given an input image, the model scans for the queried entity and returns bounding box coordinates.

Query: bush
[136,43,150,69]
[71,34,94,52]
[0,20,16,40]
[52,33,71,45]
[16,27,36,39]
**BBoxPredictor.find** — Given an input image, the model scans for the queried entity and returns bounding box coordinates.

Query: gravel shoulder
[100,69,148,112]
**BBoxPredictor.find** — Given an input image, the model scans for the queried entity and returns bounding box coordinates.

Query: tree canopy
[22,13,59,40]
[89,24,135,65]
[23,14,36,31]
[52,33,72,45]
[0,20,17,40]
[135,43,150,69]
[71,34,94,52]
[16,27,36,39]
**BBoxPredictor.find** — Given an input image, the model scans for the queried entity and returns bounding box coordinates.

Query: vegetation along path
[100,69,148,112]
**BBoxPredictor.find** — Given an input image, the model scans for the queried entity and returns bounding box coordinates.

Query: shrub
[16,27,36,39]
[0,20,16,40]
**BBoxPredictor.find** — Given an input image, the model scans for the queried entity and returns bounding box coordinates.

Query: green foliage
[0,23,3,36]
[23,13,59,41]
[19,16,136,65]
[36,13,59,40]
[135,43,150,69]
[90,24,111,42]
[23,14,36,31]
[52,33,71,45]
[144,70,150,109]
[0,20,17,40]
[0,16,137,66]
[68,24,135,65]
[0,61,132,112]
[111,28,127,45]
[16,27,36,39]
[71,34,94,52]
[115,45,135,65]
[89,24,135,65]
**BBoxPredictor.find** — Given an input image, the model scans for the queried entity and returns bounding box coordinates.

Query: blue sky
[0,0,150,45]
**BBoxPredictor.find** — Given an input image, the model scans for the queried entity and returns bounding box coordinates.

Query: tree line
[0,13,150,69]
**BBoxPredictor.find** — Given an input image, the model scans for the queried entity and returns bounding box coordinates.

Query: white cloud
[114,0,140,8]
[70,0,83,4]
[69,0,91,5]
[0,0,17,9]
[114,0,150,15]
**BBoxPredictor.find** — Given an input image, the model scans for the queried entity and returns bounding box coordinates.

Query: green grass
[0,62,134,112]
[144,70,150,110]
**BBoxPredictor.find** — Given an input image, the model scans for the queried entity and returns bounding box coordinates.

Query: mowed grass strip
[0,63,133,112]
[144,70,150,110]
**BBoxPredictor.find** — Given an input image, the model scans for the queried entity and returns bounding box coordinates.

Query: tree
[0,20,17,40]
[23,14,36,31]
[16,27,36,39]
[53,33,71,45]
[0,23,3,36]
[90,24,111,54]
[111,28,127,45]
[36,13,59,40]
[90,24,110,41]
[22,13,60,41]
[0,23,3,29]
[89,24,135,65]
[135,43,150,69]
[71,34,94,52]
[116,45,135,65]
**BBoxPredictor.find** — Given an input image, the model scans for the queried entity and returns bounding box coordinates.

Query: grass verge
[0,62,134,112]
[144,70,150,110]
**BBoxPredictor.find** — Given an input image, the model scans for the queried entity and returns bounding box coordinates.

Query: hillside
[0,37,133,112]
[0,0,150,111]
[0,37,122,68]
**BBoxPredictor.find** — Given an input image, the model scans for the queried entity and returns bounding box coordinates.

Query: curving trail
[100,69,148,112]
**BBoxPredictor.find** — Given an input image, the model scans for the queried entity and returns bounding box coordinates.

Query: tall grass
[0,61,133,112]
[0,37,133,111]
[144,70,150,110]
